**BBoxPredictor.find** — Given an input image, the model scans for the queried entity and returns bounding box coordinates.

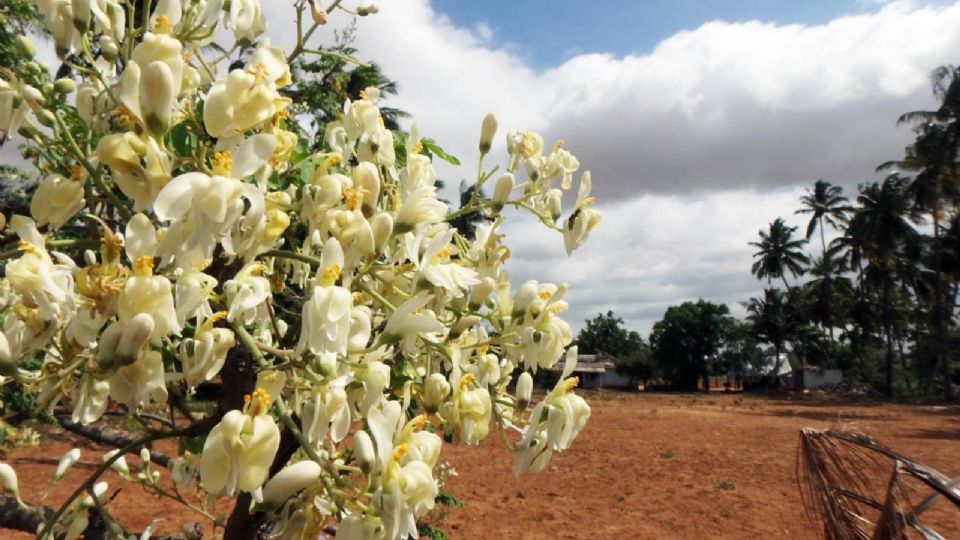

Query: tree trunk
[933,211,953,400]
[883,277,894,397]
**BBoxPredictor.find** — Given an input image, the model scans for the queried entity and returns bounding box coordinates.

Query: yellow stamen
[194,259,212,272]
[459,373,476,391]
[321,264,342,283]
[551,139,565,151]
[352,292,365,304]
[211,151,232,176]
[247,63,269,83]
[538,291,551,301]
[478,344,489,356]
[561,376,579,392]
[17,240,37,254]
[244,387,271,416]
[411,414,427,432]
[201,311,228,332]
[154,15,173,34]
[181,51,192,62]
[391,444,408,462]
[69,163,86,181]
[342,186,368,211]
[358,89,369,101]
[409,141,423,155]
[135,255,154,271]
[114,105,138,128]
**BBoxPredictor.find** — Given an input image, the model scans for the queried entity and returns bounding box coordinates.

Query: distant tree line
[577,65,960,398]
[746,65,960,399]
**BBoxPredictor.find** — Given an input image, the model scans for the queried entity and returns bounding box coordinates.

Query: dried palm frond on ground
[798,428,960,540]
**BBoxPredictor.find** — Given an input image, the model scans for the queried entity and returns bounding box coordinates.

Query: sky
[8,0,960,337]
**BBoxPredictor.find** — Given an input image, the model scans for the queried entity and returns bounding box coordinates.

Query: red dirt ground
[5,391,960,539]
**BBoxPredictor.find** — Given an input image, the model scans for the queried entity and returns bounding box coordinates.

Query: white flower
[223,262,271,325]
[421,373,449,414]
[30,174,85,230]
[395,187,447,233]
[179,314,235,386]
[117,256,180,344]
[96,132,172,211]
[261,461,321,508]
[54,448,82,480]
[381,295,444,346]
[563,171,601,254]
[109,350,168,409]
[301,383,351,446]
[5,216,75,321]
[203,68,281,139]
[154,136,271,266]
[515,347,590,475]
[71,375,110,425]
[296,237,353,355]
[416,228,480,297]
[224,0,266,42]
[200,389,281,497]
[0,462,19,501]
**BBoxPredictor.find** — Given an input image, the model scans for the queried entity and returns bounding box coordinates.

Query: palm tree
[803,251,853,348]
[750,218,809,291]
[879,65,960,400]
[846,176,914,396]
[745,288,799,377]
[796,179,850,255]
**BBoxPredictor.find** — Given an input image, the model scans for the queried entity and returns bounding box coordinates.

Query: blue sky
[430,0,933,66]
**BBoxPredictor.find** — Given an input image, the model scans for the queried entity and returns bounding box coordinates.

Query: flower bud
[469,277,495,310]
[37,110,57,128]
[73,0,92,33]
[545,189,562,221]
[515,371,533,409]
[0,333,16,379]
[352,431,375,473]
[261,461,321,507]
[96,322,124,366]
[479,113,497,155]
[315,351,337,378]
[492,172,513,211]
[14,36,35,59]
[309,0,328,24]
[103,449,130,477]
[511,281,539,318]
[357,2,379,16]
[54,78,76,94]
[99,36,119,63]
[369,212,394,253]
[422,373,450,414]
[352,162,380,216]
[116,313,155,364]
[54,448,82,480]
[140,448,152,467]
[142,61,176,136]
[0,463,19,500]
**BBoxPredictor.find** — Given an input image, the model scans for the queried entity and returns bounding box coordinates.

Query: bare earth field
[5,391,960,539]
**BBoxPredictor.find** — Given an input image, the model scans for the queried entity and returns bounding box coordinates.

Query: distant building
[548,352,635,390]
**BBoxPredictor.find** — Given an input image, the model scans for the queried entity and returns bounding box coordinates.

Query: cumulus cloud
[7,0,957,336]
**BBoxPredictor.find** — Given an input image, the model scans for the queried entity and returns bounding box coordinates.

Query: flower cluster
[0,1,601,538]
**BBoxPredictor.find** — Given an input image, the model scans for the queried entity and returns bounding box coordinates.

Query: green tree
[750,217,809,291]
[880,66,960,399]
[846,176,914,395]
[744,288,802,376]
[649,300,734,391]
[796,179,850,254]
[575,311,650,385]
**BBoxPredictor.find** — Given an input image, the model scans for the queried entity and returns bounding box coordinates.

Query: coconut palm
[796,179,850,254]
[879,65,960,400]
[744,288,800,376]
[846,176,914,395]
[750,218,809,291]
[803,251,853,348]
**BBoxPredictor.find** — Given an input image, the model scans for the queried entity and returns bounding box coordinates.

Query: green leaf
[436,491,464,508]
[421,138,461,166]
[291,137,310,165]
[168,122,190,156]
